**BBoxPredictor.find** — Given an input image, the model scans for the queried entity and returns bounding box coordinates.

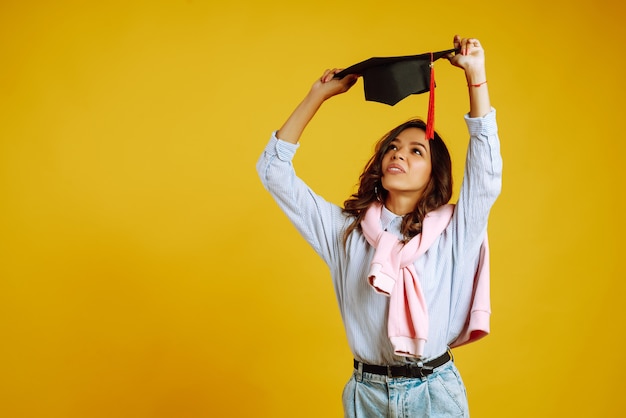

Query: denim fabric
[342,361,469,417]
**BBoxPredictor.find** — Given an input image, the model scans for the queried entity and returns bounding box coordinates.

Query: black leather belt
[354,350,452,378]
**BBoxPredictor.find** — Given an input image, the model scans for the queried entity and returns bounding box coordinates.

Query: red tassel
[425,52,435,140]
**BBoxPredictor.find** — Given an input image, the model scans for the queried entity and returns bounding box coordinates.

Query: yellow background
[1,0,624,417]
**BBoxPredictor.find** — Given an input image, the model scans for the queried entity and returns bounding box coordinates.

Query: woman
[257,35,501,417]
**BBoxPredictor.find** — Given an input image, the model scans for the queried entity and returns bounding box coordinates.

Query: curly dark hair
[342,119,453,244]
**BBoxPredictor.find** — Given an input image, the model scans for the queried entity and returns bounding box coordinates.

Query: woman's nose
[392,151,405,160]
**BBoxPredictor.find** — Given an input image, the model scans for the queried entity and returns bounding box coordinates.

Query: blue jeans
[342,360,469,417]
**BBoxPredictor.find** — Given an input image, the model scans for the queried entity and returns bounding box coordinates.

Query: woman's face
[380,127,432,199]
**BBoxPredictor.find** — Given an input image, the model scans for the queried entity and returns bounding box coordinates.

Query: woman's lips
[386,164,405,173]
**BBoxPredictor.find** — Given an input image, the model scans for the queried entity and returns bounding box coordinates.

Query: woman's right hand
[276,69,359,144]
[309,68,360,101]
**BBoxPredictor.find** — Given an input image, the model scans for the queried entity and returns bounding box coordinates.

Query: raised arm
[448,35,491,118]
[257,69,359,265]
[277,69,359,144]
[447,34,501,253]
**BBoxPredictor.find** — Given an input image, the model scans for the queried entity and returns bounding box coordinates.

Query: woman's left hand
[448,35,490,117]
[447,35,486,74]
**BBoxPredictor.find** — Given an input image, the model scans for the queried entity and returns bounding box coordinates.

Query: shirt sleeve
[452,108,502,253]
[256,131,347,266]
[446,108,501,338]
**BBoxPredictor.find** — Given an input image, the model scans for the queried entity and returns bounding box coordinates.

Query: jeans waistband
[353,349,453,378]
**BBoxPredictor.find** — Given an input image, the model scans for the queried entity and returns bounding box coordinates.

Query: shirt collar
[380,205,403,237]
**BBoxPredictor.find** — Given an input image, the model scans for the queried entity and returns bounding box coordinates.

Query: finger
[463,38,471,56]
[321,69,332,82]
[324,68,340,83]
[329,68,343,82]
[457,37,468,55]
[465,38,481,55]
[453,34,461,51]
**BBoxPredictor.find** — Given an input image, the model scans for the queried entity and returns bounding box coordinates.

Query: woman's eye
[385,144,397,152]
[412,148,421,155]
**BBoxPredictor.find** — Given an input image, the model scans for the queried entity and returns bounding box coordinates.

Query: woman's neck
[384,193,420,216]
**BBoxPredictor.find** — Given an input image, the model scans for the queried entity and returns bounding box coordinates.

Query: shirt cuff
[464,107,497,138]
[268,130,300,162]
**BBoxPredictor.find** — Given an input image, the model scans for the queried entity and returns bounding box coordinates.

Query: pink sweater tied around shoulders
[360,202,491,359]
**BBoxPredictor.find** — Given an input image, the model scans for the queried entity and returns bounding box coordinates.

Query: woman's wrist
[306,88,329,106]
[463,63,487,85]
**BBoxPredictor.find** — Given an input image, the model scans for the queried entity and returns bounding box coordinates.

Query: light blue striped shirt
[257,109,502,365]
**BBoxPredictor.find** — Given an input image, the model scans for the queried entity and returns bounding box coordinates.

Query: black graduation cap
[334,48,457,139]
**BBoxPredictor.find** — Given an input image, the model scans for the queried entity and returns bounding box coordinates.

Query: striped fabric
[256,109,501,365]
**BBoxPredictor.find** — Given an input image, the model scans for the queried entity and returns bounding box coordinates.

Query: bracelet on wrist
[468,80,487,87]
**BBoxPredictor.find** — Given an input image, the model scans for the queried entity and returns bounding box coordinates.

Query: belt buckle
[410,361,434,378]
